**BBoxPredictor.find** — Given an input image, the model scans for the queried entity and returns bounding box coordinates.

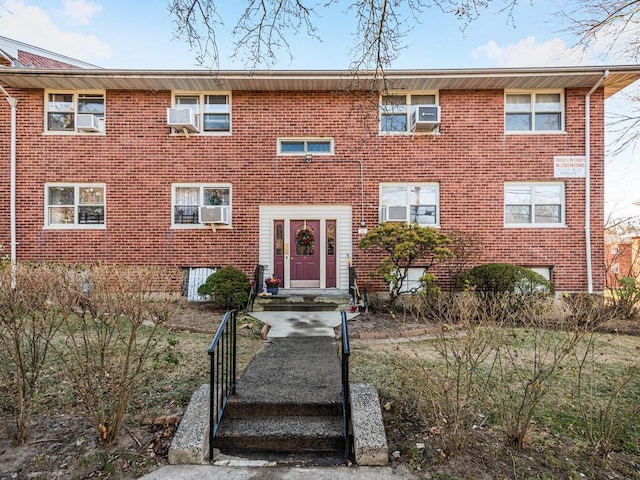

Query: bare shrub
[396,292,501,456]
[488,294,611,449]
[53,264,182,445]
[574,333,640,454]
[0,262,66,444]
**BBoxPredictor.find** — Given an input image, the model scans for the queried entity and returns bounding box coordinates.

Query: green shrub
[459,263,553,295]
[615,276,640,319]
[198,265,250,309]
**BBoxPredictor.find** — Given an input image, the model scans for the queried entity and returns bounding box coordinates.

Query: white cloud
[0,0,110,63]
[62,0,102,25]
[472,36,590,67]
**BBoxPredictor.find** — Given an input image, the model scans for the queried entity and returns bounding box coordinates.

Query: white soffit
[0,67,639,98]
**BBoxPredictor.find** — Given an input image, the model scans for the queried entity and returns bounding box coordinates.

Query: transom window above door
[277,137,334,155]
[379,183,440,226]
[169,93,231,134]
[379,92,439,134]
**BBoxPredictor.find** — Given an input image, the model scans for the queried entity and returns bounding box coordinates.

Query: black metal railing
[208,309,238,460]
[341,310,354,461]
[246,264,265,311]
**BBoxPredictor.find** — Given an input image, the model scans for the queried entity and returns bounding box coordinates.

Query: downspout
[584,70,609,294]
[0,85,18,290]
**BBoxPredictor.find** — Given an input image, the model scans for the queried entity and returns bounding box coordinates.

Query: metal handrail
[246,264,265,311]
[341,310,354,461]
[207,309,238,460]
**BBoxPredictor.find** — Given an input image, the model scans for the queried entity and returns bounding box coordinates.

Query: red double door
[273,219,336,288]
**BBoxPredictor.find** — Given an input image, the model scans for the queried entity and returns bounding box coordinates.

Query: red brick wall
[0,86,606,293]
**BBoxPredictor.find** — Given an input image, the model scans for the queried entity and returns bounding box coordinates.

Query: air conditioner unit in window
[167,108,199,132]
[383,205,408,222]
[199,206,230,224]
[76,113,101,132]
[411,105,441,132]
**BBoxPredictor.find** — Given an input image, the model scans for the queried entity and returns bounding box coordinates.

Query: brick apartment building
[1,37,639,295]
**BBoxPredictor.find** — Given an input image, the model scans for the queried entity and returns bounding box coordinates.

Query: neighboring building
[1,45,640,294]
[605,231,640,288]
[0,36,100,69]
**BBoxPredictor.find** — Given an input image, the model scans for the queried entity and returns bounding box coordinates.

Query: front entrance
[290,220,320,287]
[260,205,352,290]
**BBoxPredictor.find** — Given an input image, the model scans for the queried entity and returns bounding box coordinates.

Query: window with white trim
[277,138,334,155]
[171,93,231,133]
[380,93,437,133]
[505,91,564,132]
[172,184,232,227]
[45,183,105,227]
[504,182,564,226]
[379,183,439,226]
[45,91,105,133]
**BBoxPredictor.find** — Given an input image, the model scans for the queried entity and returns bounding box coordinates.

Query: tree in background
[168,0,522,70]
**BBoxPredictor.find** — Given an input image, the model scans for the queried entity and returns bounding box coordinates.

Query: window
[505,91,563,132]
[380,93,437,133]
[172,184,232,227]
[504,182,564,226]
[45,184,105,227]
[277,138,334,155]
[171,93,231,133]
[45,91,105,133]
[379,183,439,226]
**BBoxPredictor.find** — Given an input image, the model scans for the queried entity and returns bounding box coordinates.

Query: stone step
[224,399,343,419]
[213,416,345,453]
[252,289,352,312]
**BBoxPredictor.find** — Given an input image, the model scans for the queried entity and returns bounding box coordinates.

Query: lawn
[2,305,639,480]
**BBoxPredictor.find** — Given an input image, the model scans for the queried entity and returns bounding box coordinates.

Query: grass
[3,308,640,479]
[349,329,640,479]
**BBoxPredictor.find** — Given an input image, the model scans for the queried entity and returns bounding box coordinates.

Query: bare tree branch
[168,0,524,72]
[169,0,223,67]
[562,0,640,61]
[231,0,320,68]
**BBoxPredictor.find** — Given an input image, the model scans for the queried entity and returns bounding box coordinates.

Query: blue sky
[1,0,639,218]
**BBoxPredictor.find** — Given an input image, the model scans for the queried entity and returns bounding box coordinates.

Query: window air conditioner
[167,108,199,132]
[411,105,441,132]
[76,113,102,132]
[383,205,408,222]
[199,205,230,224]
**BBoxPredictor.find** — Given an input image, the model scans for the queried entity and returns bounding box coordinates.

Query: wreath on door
[296,227,314,247]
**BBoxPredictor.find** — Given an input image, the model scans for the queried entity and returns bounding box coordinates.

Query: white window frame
[504,90,565,133]
[379,91,439,135]
[170,92,232,135]
[379,183,440,227]
[44,183,106,229]
[44,90,106,134]
[171,183,232,228]
[504,182,565,227]
[277,137,334,156]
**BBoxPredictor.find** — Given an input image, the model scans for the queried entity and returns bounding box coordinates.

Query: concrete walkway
[139,310,415,479]
[248,311,359,337]
[138,464,417,479]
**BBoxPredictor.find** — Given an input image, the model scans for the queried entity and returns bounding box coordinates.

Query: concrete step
[253,289,352,312]
[224,399,342,419]
[214,416,345,453]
